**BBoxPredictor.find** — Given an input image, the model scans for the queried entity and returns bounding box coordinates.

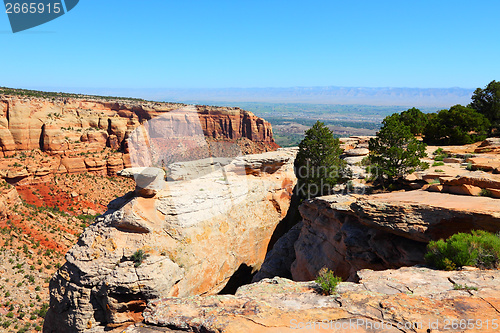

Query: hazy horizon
[17,85,474,108]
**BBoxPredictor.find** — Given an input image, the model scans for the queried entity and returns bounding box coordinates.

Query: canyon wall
[44,149,296,332]
[0,95,278,184]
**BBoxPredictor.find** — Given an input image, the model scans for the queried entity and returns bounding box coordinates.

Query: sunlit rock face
[43,148,297,332]
[0,95,278,185]
[292,191,500,282]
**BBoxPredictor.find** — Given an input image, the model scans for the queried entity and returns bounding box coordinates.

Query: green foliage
[131,250,149,267]
[480,188,493,197]
[453,283,478,291]
[423,105,490,145]
[469,80,500,132]
[368,114,428,184]
[294,121,351,199]
[398,107,428,135]
[432,147,449,161]
[315,267,342,295]
[0,86,147,102]
[432,161,445,167]
[425,230,500,270]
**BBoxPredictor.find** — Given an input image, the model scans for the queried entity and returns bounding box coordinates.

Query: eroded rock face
[291,191,500,282]
[0,180,21,217]
[123,267,500,333]
[44,149,296,333]
[0,95,278,183]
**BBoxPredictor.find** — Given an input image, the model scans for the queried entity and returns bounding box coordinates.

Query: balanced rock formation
[123,266,500,333]
[44,149,296,332]
[291,191,500,282]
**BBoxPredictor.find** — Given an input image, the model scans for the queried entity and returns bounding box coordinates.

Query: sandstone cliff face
[124,266,500,333]
[44,149,296,333]
[0,95,277,183]
[291,191,500,282]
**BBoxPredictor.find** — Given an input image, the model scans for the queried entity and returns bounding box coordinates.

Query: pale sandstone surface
[120,267,500,333]
[43,149,297,333]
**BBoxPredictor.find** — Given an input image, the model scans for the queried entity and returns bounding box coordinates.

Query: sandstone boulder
[345,148,369,156]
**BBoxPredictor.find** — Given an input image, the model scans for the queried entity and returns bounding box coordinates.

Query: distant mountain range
[35,86,475,108]
[158,87,475,107]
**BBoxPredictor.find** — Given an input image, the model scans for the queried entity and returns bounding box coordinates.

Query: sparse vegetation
[131,250,149,267]
[425,230,500,270]
[453,283,478,291]
[0,86,148,102]
[480,189,493,197]
[315,267,342,295]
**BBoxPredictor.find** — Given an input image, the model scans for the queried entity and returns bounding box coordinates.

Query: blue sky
[1,0,499,91]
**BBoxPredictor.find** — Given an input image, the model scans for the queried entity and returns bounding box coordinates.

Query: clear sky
[1,0,499,90]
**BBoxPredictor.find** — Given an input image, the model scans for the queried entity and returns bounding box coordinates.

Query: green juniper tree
[368,114,428,186]
[423,105,490,145]
[294,121,350,199]
[397,107,428,136]
[469,80,500,133]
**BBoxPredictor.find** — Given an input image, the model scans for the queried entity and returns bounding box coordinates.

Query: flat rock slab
[122,267,500,333]
[365,190,500,214]
[347,190,500,242]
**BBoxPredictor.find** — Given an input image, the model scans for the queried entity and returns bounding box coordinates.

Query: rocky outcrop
[0,180,21,217]
[122,266,500,333]
[422,170,500,198]
[291,191,500,282]
[44,149,296,332]
[0,94,278,183]
[475,137,500,153]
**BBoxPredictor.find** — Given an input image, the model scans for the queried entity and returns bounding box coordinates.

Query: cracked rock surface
[124,266,500,333]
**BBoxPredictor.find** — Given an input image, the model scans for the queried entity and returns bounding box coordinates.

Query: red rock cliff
[0,95,278,183]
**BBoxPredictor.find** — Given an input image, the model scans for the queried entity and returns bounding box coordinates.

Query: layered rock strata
[0,95,278,184]
[291,191,500,282]
[44,149,296,332]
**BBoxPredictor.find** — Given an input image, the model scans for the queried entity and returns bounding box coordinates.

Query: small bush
[425,230,500,270]
[453,283,478,291]
[434,169,445,173]
[466,162,474,171]
[480,189,493,197]
[131,250,149,267]
[433,148,444,156]
[432,161,445,167]
[315,267,342,295]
